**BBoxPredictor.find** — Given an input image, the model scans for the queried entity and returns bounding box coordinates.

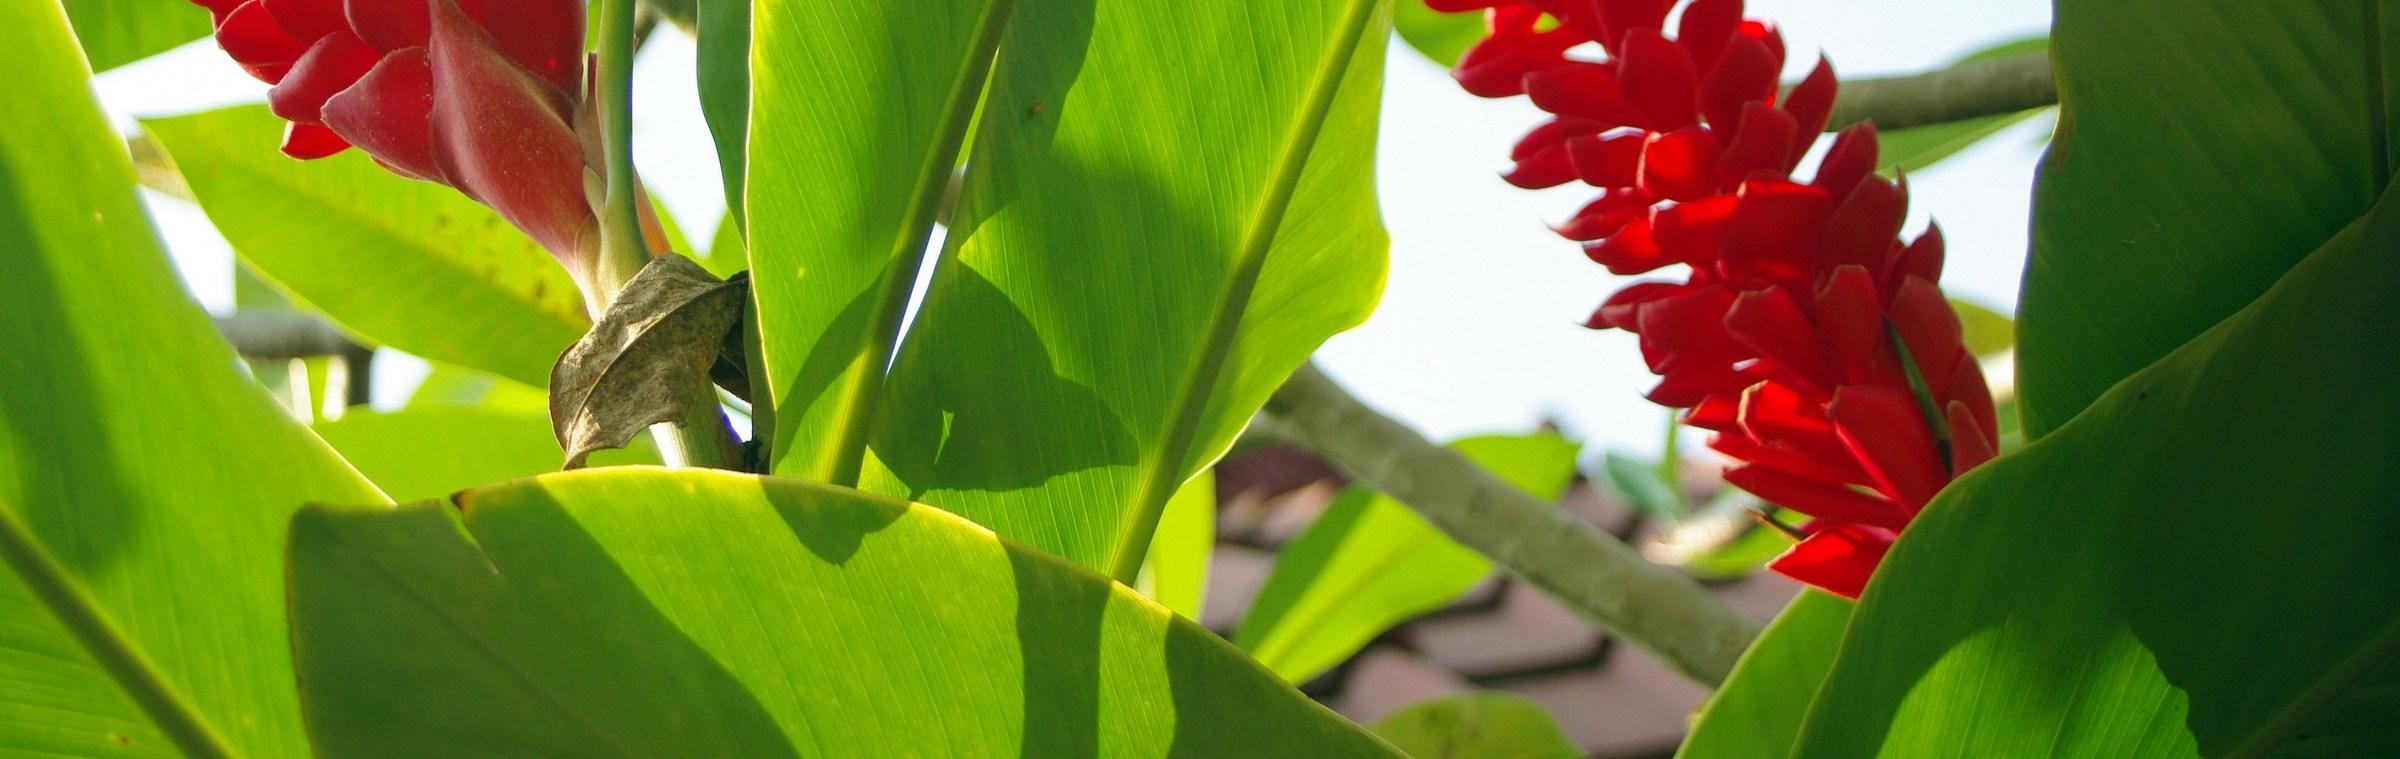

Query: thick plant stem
[596,0,739,470]
[1805,51,2057,131]
[1265,362,1760,686]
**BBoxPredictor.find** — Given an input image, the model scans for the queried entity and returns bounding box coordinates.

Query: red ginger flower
[1429,0,2000,599]
[191,0,598,267]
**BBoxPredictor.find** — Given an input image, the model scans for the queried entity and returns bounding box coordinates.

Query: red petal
[1716,102,1797,185]
[462,0,585,98]
[1814,265,1905,387]
[1887,275,1967,386]
[279,121,351,159]
[1687,393,1740,430]
[1736,21,1786,70]
[1567,132,1645,187]
[1593,0,1673,53]
[1828,385,1947,511]
[1822,174,1908,272]
[1938,352,1999,446]
[1618,28,1699,131]
[1424,0,1506,11]
[1727,465,1908,529]
[322,46,440,180]
[1591,280,1683,330]
[262,0,346,42]
[269,30,379,124]
[344,0,430,52]
[1712,426,1869,486]
[1645,360,1752,407]
[1638,127,1722,201]
[1525,63,1649,129]
[1651,194,1734,268]
[1717,178,1830,284]
[1452,7,1582,98]
[1946,400,1996,476]
[1675,0,1743,74]
[1585,218,1673,275]
[1699,33,1779,136]
[1814,122,1881,206]
[1781,57,1838,168]
[1738,381,1868,481]
[425,0,593,257]
[215,1,308,83]
[1554,188,1656,241]
[1634,285,1740,373]
[1726,287,1835,393]
[1503,120,1594,188]
[1769,523,1894,599]
[1894,222,1946,286]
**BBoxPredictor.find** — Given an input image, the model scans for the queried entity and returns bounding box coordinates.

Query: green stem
[1265,362,1760,685]
[1660,406,1686,515]
[595,0,739,470]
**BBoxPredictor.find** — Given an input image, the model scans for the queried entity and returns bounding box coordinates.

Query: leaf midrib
[1102,0,1388,583]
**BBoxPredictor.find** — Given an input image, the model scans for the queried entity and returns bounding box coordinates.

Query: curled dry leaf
[550,253,748,468]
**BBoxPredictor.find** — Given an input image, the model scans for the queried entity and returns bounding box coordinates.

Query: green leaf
[144,105,589,389]
[2017,1,2385,436]
[1678,591,1851,758]
[694,0,749,231]
[860,0,1394,579]
[746,0,1013,486]
[314,405,657,503]
[288,469,1398,757]
[1237,434,1578,684]
[63,0,210,72]
[1371,692,1580,759]
[1789,188,2400,756]
[1393,1,1484,69]
[1601,450,1679,519]
[1138,471,1216,620]
[408,361,551,411]
[0,6,384,755]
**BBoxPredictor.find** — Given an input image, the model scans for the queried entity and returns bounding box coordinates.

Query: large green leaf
[2016,1,2386,436]
[745,0,1014,484]
[1677,591,1851,758]
[695,0,750,231]
[288,469,1397,757]
[860,0,1394,579]
[0,7,384,756]
[1137,472,1216,620]
[1236,434,1577,683]
[145,105,589,388]
[1371,692,1579,759]
[314,405,658,502]
[64,0,210,72]
[1788,188,2400,756]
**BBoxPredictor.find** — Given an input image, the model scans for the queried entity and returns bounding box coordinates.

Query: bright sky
[95,0,2051,459]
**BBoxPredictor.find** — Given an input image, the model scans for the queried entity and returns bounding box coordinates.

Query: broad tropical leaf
[1138,472,1216,620]
[0,8,384,755]
[1236,434,1577,683]
[1789,188,2400,756]
[2015,1,2386,435]
[746,0,1014,482]
[63,0,209,72]
[314,405,657,502]
[861,0,1395,579]
[1678,591,1851,758]
[145,105,589,388]
[288,469,1398,757]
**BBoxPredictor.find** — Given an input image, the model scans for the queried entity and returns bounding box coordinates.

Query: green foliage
[695,0,751,230]
[2018,1,2386,436]
[314,405,658,502]
[1792,188,2400,756]
[1372,692,1580,759]
[1237,434,1579,684]
[145,106,589,388]
[1678,591,1851,758]
[860,0,1395,579]
[746,0,1012,485]
[63,0,209,72]
[1138,472,1217,620]
[0,7,385,755]
[288,469,1397,757]
[1949,297,2014,358]
[1601,450,1680,519]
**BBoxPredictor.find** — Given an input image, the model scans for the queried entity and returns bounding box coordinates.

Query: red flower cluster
[1430,0,1999,598]
[190,0,596,263]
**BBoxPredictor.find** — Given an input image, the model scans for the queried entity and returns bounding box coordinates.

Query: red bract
[1429,0,2001,599]
[191,0,595,264]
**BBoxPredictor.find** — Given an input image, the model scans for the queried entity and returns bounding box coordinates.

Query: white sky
[94,0,2051,458]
